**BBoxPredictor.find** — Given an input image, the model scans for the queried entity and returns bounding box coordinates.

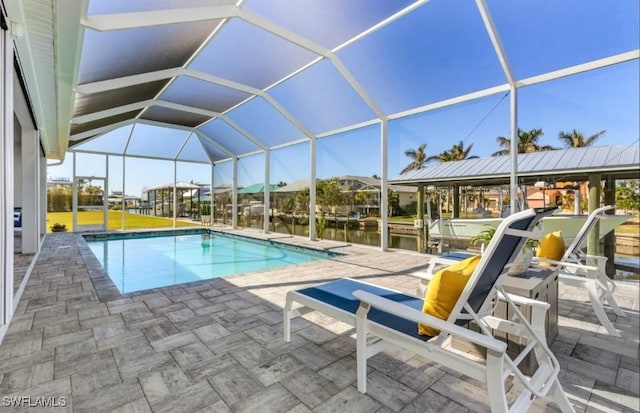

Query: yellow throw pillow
[418,255,481,336]
[536,231,565,266]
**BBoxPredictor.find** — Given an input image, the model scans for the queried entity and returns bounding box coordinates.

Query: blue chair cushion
[296,278,428,340]
[14,207,22,227]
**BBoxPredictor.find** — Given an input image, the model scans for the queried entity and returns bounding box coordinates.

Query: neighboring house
[335,175,417,215]
[274,176,417,216]
[46,176,72,188]
[107,191,141,209]
[141,181,200,217]
[526,181,586,211]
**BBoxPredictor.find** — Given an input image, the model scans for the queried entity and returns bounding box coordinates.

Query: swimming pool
[85,230,338,293]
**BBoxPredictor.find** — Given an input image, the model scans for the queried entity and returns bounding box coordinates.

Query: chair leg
[550,379,576,413]
[605,290,626,318]
[600,277,626,317]
[485,352,508,413]
[586,279,621,337]
[596,260,626,317]
[356,306,369,394]
[283,296,292,343]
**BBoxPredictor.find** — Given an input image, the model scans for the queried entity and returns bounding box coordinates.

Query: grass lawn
[617,217,640,236]
[46,211,198,232]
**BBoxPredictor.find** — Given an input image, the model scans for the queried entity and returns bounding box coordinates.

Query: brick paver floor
[1,230,638,412]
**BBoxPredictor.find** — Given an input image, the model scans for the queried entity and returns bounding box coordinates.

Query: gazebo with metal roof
[141,181,202,218]
[390,145,640,187]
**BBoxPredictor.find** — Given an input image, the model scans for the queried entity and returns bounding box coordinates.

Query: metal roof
[274,178,312,193]
[389,145,640,186]
[237,183,279,194]
[143,181,202,191]
[6,1,639,163]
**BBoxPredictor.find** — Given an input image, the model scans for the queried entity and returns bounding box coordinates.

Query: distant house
[141,181,201,217]
[46,176,72,188]
[334,175,417,215]
[526,182,585,211]
[107,191,141,209]
[274,176,417,216]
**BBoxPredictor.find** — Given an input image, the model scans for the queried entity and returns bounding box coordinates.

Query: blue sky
[49,1,639,196]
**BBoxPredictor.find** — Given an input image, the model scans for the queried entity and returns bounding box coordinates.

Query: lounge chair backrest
[562,205,614,262]
[451,207,557,324]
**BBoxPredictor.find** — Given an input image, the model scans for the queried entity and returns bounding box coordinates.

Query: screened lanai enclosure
[4,1,639,256]
[2,1,640,405]
[26,0,637,244]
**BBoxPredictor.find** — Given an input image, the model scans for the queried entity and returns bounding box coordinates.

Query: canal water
[262,221,639,280]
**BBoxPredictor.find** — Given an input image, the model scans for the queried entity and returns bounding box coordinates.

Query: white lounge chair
[284,207,574,413]
[535,205,626,336]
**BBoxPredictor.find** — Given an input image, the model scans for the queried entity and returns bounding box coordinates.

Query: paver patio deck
[1,229,639,412]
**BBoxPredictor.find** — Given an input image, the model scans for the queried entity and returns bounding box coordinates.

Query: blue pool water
[86,231,336,293]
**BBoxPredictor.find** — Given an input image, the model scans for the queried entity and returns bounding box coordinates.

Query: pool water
[86,231,335,293]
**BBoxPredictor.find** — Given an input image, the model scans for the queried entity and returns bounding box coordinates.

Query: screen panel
[125,123,191,159]
[198,119,261,155]
[189,18,318,90]
[337,1,506,115]
[71,125,133,155]
[269,59,376,135]
[159,75,251,113]
[225,96,305,147]
[244,0,414,49]
[487,0,639,80]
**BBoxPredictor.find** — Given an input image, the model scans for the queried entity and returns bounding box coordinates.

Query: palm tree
[558,129,606,148]
[492,128,555,156]
[401,143,428,174]
[427,141,479,163]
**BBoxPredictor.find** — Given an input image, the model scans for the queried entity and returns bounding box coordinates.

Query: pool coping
[76,228,348,301]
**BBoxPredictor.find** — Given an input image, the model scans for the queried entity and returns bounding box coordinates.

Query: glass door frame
[72,175,108,232]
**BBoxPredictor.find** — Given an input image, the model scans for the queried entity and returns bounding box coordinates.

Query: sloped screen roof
[13,0,637,162]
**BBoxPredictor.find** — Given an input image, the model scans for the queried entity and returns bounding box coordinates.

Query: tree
[354,191,369,214]
[492,128,555,156]
[401,143,428,174]
[616,180,640,213]
[427,141,479,163]
[316,178,346,215]
[47,184,72,212]
[279,194,296,214]
[295,188,310,214]
[558,129,606,148]
[388,190,400,216]
[215,192,231,222]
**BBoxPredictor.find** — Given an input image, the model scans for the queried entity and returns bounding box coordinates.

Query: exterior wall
[12,115,20,205]
[397,191,416,208]
[40,153,46,237]
[0,12,14,341]
[15,66,41,254]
